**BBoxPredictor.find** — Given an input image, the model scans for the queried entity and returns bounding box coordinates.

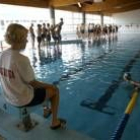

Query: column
[82,12,86,24]
[101,13,104,26]
[50,7,55,25]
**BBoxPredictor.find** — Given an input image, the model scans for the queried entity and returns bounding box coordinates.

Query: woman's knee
[47,86,59,98]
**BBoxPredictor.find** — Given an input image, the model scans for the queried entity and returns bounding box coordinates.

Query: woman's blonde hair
[5,23,28,45]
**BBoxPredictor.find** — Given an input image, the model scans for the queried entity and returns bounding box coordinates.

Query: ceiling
[0,0,140,15]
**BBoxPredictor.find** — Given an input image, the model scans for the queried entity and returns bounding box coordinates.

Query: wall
[112,9,140,25]
[112,9,140,33]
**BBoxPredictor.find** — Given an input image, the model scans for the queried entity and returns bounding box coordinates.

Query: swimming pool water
[23,34,140,140]
[2,33,140,140]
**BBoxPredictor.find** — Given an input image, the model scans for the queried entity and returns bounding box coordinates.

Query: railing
[110,88,139,140]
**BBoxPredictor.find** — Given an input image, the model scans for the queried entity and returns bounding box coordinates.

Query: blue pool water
[2,33,140,140]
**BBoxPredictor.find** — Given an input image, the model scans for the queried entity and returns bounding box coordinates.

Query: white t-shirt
[0,49,34,107]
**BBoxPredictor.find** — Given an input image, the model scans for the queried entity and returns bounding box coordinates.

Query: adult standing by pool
[58,18,64,42]
[29,23,35,48]
[46,23,51,47]
[36,24,42,48]
[55,18,64,53]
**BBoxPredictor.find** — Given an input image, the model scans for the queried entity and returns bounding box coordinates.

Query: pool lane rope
[110,88,139,140]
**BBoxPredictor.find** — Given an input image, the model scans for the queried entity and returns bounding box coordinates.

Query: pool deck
[0,110,95,140]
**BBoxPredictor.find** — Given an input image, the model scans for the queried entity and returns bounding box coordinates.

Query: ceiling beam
[57,5,81,12]
[0,0,49,8]
[0,0,140,14]
[83,0,140,12]
[104,2,140,13]
[48,0,78,7]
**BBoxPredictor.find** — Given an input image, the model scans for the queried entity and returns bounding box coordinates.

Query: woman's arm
[123,73,140,87]
[129,80,140,87]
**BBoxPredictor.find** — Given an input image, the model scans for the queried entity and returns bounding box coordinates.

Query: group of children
[76,23,118,42]
[29,18,64,48]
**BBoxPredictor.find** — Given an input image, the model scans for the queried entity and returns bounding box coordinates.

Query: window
[0,4,50,30]
[55,10,82,33]
[86,14,101,24]
[104,16,114,24]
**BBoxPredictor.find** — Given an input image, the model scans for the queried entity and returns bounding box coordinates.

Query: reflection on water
[3,34,140,140]
[22,36,117,84]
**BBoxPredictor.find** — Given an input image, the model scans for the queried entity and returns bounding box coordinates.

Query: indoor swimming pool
[1,33,140,140]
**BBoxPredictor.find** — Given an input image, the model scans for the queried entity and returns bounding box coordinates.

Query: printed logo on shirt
[0,67,15,79]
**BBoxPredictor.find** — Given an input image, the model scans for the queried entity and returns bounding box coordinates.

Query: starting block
[0,94,43,132]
